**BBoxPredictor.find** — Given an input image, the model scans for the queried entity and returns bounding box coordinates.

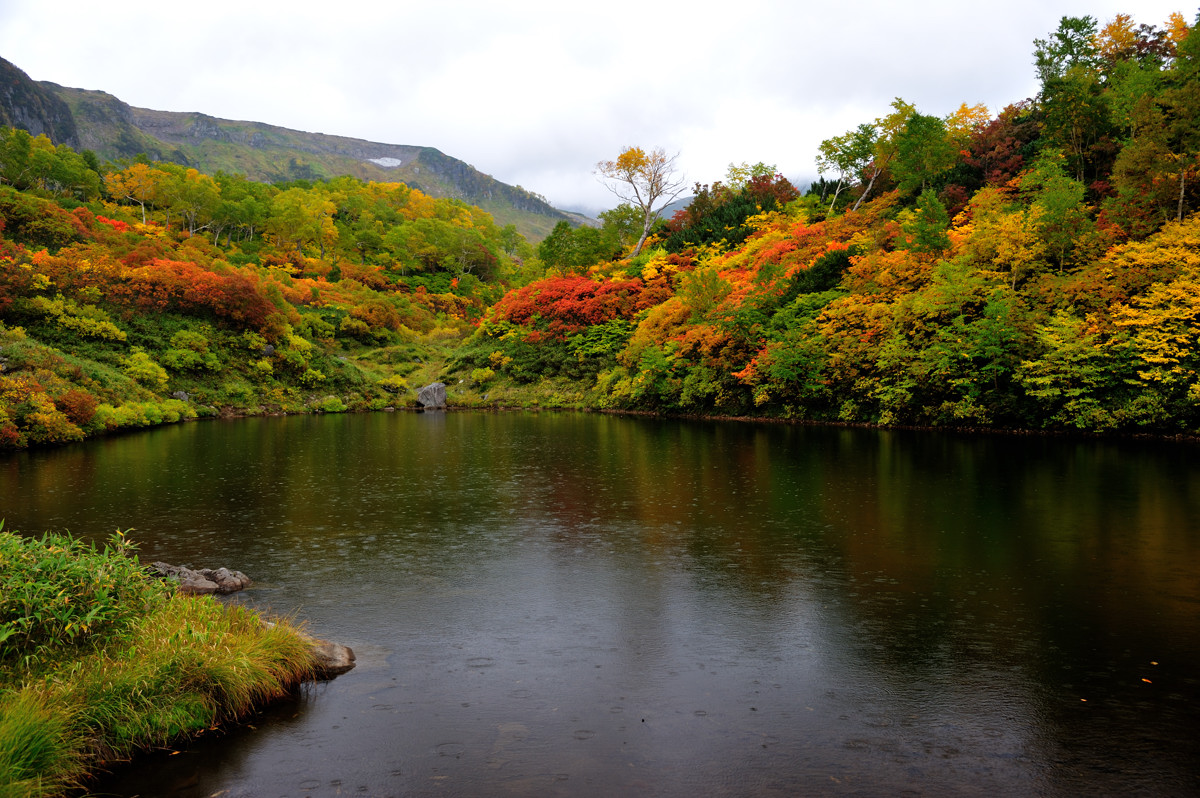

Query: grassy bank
[0,528,316,797]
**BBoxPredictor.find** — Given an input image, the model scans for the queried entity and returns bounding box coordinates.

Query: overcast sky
[0,1,1190,213]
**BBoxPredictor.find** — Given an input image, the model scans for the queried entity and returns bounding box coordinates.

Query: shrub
[312,395,347,413]
[52,389,98,427]
[120,349,168,392]
[0,528,167,667]
[378,374,408,393]
[299,368,326,387]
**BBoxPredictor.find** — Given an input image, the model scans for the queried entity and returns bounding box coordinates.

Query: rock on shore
[149,562,252,595]
[308,637,357,677]
[149,561,356,677]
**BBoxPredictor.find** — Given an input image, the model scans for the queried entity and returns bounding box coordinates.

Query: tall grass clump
[0,692,77,798]
[0,526,317,797]
[63,597,316,760]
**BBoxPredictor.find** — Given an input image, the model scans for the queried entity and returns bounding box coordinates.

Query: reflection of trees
[5,413,1199,790]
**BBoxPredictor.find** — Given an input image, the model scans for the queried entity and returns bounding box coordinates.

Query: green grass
[0,528,316,797]
[0,692,75,798]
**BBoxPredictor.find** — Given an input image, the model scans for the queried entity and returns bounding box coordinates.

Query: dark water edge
[3,411,1198,797]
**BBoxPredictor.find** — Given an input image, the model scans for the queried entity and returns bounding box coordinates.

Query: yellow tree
[265,187,338,259]
[945,102,991,151]
[1111,217,1200,397]
[104,163,166,224]
[595,146,687,256]
[1095,13,1139,63]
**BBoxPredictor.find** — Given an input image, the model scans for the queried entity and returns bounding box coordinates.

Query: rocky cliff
[0,57,79,147]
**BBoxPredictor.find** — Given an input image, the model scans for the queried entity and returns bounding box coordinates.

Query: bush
[377,374,408,393]
[0,529,167,668]
[312,395,347,413]
[52,389,98,427]
[120,349,168,391]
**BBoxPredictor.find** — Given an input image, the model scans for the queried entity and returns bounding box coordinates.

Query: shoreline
[0,529,353,798]
[15,396,1200,452]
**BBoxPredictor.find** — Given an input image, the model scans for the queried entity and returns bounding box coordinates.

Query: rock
[308,638,357,678]
[177,571,220,595]
[171,390,190,402]
[150,561,252,595]
[417,382,447,408]
[200,566,252,593]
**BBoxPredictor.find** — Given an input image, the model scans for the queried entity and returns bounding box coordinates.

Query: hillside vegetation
[2,10,1200,448]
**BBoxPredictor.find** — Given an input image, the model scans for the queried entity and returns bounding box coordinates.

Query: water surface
[3,412,1198,796]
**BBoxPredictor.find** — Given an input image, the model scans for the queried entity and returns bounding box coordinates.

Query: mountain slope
[49,84,573,239]
[0,58,78,147]
[0,56,581,240]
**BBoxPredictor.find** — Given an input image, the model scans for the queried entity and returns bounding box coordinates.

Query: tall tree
[104,163,167,224]
[595,146,686,256]
[852,98,916,211]
[892,113,958,194]
[816,124,876,211]
[1034,15,1100,84]
[1034,16,1113,184]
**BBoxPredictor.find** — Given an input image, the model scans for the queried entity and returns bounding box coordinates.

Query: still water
[3,411,1199,797]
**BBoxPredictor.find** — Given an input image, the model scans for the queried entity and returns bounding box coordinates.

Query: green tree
[1034,15,1100,84]
[816,124,876,210]
[266,186,338,258]
[891,113,958,194]
[900,189,951,254]
[597,203,644,254]
[1021,150,1091,268]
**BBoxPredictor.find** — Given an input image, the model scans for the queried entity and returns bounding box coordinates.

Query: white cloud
[0,0,1191,211]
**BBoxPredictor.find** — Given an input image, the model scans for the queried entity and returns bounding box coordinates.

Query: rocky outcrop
[417,382,447,408]
[150,562,252,595]
[0,57,79,147]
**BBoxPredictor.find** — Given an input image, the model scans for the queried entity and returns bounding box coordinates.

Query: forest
[1,10,1199,449]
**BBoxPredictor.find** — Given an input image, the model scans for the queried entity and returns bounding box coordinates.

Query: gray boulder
[308,638,357,678]
[150,562,252,595]
[417,382,447,408]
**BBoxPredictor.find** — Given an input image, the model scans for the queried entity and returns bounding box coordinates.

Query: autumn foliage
[4,8,1200,446]
[491,276,652,339]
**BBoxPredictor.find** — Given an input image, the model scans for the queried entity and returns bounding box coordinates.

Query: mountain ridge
[0,55,587,240]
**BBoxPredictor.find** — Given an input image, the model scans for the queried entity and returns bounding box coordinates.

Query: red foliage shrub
[119,238,171,266]
[491,276,649,338]
[53,389,99,426]
[72,207,97,232]
[339,262,389,290]
[111,258,277,332]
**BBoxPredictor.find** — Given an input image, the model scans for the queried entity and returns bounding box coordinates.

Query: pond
[3,411,1199,796]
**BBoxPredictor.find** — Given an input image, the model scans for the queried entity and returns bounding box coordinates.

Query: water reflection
[2,413,1198,796]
